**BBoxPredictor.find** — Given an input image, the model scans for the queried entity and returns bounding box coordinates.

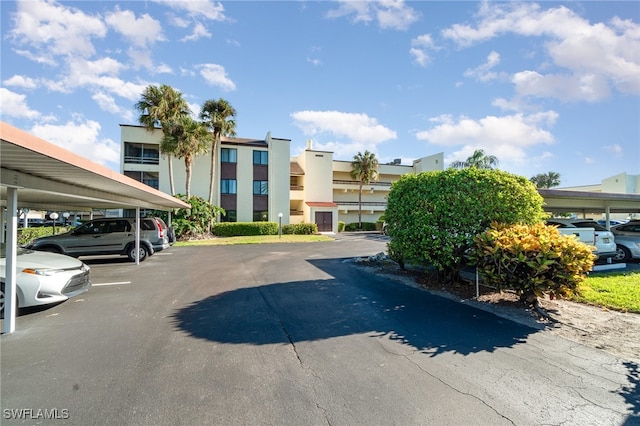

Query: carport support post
[3,187,19,334]
[135,207,140,265]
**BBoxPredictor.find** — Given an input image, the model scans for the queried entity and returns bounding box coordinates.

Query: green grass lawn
[572,269,640,313]
[174,234,334,246]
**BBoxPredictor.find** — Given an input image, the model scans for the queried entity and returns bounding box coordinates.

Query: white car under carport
[0,243,91,318]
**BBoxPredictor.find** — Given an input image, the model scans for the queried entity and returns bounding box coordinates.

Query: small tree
[386,168,545,282]
[350,150,379,230]
[530,171,561,188]
[449,149,499,170]
[135,84,191,196]
[162,116,212,198]
[200,98,237,204]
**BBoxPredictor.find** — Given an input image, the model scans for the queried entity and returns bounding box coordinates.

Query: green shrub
[152,195,224,240]
[282,223,318,235]
[386,168,545,282]
[338,221,345,232]
[468,222,596,303]
[212,222,278,237]
[18,227,70,246]
[344,222,377,231]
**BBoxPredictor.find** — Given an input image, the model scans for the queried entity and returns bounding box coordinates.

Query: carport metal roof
[1,121,189,211]
[538,188,640,215]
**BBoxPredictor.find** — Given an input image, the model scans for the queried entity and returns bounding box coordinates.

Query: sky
[1,0,639,188]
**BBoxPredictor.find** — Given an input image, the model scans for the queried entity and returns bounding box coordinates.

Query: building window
[253,150,268,165]
[221,210,237,222]
[253,211,269,222]
[221,148,237,163]
[221,179,237,194]
[124,171,159,189]
[253,180,268,195]
[124,142,159,165]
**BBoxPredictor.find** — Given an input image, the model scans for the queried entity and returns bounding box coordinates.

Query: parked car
[546,218,617,260]
[610,221,640,262]
[26,217,170,262]
[596,219,627,228]
[0,243,91,318]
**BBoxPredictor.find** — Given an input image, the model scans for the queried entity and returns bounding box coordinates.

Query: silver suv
[26,217,170,262]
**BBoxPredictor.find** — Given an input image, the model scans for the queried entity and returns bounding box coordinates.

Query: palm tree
[135,84,191,195]
[199,98,237,204]
[449,149,499,170]
[162,116,212,198]
[350,150,379,231]
[531,171,561,188]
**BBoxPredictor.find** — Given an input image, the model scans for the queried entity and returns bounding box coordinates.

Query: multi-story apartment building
[121,125,444,232]
[289,141,444,232]
[120,125,290,223]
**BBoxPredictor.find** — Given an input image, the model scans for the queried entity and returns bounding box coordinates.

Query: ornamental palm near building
[350,150,379,231]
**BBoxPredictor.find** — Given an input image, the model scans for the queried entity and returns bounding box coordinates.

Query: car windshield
[572,221,607,231]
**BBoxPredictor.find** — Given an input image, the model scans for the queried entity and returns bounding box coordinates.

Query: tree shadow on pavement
[622,361,640,425]
[170,258,536,358]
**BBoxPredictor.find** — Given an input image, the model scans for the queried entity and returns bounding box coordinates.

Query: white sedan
[1,243,91,317]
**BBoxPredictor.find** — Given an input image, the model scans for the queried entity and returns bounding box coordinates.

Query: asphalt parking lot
[1,238,638,425]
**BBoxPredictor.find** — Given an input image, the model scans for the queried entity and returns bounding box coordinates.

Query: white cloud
[441,2,640,100]
[3,75,38,89]
[464,51,502,82]
[291,110,397,158]
[181,22,212,42]
[30,119,121,168]
[105,7,165,48]
[326,0,419,30]
[0,88,40,119]
[307,57,322,66]
[512,71,611,102]
[410,34,437,67]
[155,0,229,22]
[10,0,106,60]
[604,144,624,158]
[416,111,558,164]
[198,64,236,91]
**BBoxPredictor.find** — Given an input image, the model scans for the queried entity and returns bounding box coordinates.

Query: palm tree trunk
[185,158,192,199]
[168,155,175,196]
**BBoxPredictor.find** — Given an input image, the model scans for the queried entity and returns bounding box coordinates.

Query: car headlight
[22,268,64,276]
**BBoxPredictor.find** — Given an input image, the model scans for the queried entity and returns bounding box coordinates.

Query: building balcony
[290,210,304,216]
[335,201,387,212]
[332,180,392,192]
[124,155,159,165]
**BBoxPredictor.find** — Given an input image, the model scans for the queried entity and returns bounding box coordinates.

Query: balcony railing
[124,155,159,165]
[336,201,387,207]
[333,180,392,187]
[290,185,304,190]
[290,210,304,216]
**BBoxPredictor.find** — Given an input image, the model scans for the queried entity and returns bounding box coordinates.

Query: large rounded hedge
[385,168,545,281]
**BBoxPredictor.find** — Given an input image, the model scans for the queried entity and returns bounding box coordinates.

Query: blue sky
[1,1,639,188]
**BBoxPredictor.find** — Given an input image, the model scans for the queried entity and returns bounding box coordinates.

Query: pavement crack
[399,350,516,425]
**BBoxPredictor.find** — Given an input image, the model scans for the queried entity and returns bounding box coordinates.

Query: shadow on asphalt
[171,257,535,356]
[170,256,640,419]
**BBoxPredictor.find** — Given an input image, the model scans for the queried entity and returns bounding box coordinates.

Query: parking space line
[92,281,132,286]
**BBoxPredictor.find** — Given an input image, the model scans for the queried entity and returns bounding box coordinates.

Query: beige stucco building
[120,125,444,232]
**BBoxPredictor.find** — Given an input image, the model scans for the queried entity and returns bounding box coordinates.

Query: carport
[1,121,190,334]
[538,188,640,224]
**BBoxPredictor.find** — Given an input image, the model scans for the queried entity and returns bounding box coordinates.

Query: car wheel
[0,282,19,319]
[127,245,149,262]
[613,245,631,262]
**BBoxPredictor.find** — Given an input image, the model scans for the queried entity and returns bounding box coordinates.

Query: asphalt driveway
[1,236,638,425]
